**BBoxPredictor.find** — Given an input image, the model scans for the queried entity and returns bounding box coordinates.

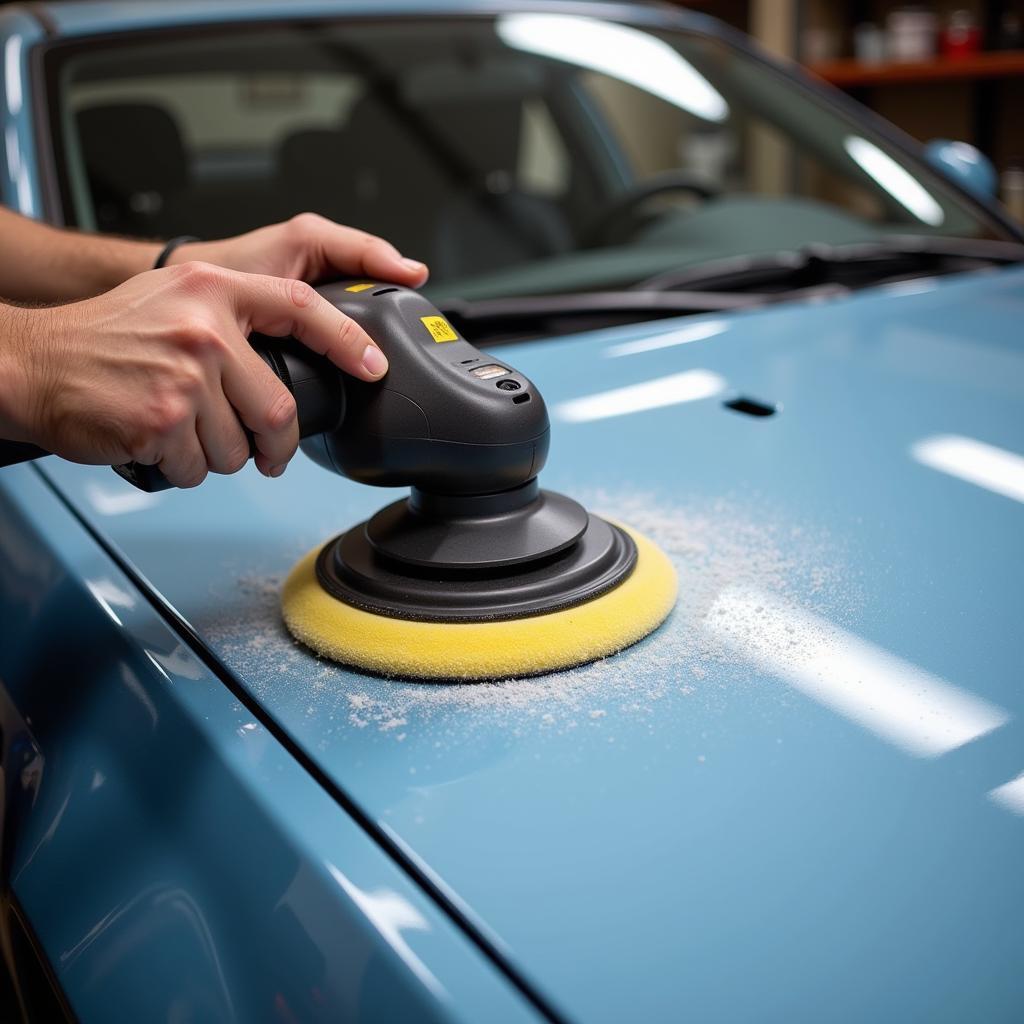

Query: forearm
[0,206,161,302]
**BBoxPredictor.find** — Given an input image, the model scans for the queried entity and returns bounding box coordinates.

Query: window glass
[49,15,1007,299]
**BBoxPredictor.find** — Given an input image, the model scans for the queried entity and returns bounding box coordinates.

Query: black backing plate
[314,512,637,623]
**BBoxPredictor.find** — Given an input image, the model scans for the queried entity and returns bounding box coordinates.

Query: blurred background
[679,0,1024,220]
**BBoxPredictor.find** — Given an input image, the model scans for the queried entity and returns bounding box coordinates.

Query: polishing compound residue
[204,492,857,741]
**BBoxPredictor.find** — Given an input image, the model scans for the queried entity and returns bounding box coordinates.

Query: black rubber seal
[314,513,637,622]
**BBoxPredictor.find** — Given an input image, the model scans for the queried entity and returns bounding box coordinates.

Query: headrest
[278,129,352,188]
[419,99,523,176]
[76,103,188,196]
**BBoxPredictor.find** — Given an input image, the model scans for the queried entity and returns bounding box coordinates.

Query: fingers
[136,259,398,488]
[290,213,429,287]
[196,386,252,476]
[220,343,299,477]
[228,271,390,382]
[156,422,208,489]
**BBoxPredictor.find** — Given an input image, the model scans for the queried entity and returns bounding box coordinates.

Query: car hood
[42,269,1024,1022]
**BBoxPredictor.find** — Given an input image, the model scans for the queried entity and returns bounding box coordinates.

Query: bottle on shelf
[886,7,938,63]
[1001,163,1024,224]
[941,10,982,59]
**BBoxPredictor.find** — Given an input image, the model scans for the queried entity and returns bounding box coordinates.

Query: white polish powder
[204,492,856,740]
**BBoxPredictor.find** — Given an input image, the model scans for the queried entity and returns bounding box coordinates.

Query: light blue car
[1,2,1022,1021]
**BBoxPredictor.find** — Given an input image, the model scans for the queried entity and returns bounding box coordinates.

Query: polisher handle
[112,337,345,492]
[1,283,550,497]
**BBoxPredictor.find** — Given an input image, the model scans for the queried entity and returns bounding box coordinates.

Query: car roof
[31,0,710,40]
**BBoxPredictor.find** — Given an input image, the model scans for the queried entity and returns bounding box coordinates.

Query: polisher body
[301,283,550,495]
[274,283,678,679]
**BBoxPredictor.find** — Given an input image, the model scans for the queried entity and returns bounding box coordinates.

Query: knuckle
[336,314,365,356]
[264,387,297,432]
[176,363,205,396]
[177,464,208,489]
[148,395,191,436]
[287,278,316,309]
[127,434,159,465]
[208,436,246,475]
[361,233,395,260]
[172,260,220,290]
[289,211,325,235]
[220,436,250,475]
[173,317,221,353]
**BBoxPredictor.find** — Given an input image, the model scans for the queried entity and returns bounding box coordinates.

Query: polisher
[19,283,678,680]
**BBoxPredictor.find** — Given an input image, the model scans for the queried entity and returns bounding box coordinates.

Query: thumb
[228,272,388,381]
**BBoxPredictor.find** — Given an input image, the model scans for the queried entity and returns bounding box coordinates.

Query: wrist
[59,230,162,296]
[161,237,209,268]
[0,304,45,443]
[107,238,163,285]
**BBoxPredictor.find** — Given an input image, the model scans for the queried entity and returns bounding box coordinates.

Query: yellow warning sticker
[344,282,377,293]
[420,315,459,343]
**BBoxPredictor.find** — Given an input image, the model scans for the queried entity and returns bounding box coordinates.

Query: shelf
[809,51,1024,86]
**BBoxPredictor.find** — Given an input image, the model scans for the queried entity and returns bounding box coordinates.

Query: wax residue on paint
[204,492,856,739]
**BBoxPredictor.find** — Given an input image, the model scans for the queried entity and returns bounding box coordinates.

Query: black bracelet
[153,235,199,270]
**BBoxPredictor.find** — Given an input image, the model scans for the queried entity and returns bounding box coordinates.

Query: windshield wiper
[436,237,1024,342]
[635,237,1024,294]
[439,289,762,343]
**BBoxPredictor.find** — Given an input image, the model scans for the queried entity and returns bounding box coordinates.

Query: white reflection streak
[144,650,172,683]
[4,120,32,217]
[704,587,1009,757]
[85,577,135,626]
[555,369,725,423]
[844,136,944,226]
[497,14,728,122]
[85,480,164,515]
[605,320,727,358]
[5,35,22,114]
[326,864,444,998]
[912,435,1024,504]
[989,772,1024,816]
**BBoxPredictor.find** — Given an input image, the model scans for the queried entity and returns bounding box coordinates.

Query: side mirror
[924,139,997,197]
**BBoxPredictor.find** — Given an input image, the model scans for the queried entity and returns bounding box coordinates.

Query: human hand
[169,213,429,289]
[3,262,389,486]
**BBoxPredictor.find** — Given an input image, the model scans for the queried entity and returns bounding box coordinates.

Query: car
[1,1,1023,1021]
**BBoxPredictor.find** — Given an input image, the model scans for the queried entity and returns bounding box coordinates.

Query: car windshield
[48,11,1013,303]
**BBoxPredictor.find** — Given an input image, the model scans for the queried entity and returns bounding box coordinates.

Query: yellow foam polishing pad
[281,523,677,681]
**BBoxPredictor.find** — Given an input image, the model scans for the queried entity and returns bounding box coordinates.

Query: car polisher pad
[281,521,677,681]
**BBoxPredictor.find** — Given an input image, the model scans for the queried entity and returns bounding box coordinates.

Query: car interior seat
[277,92,573,280]
[75,103,190,237]
[277,96,450,262]
[417,96,574,279]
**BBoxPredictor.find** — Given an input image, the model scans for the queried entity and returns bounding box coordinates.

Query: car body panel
[0,464,542,1023]
[37,267,1024,1022]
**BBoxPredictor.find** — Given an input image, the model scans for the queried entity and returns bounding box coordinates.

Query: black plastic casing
[302,284,550,495]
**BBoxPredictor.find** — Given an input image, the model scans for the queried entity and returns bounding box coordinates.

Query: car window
[47,14,1010,300]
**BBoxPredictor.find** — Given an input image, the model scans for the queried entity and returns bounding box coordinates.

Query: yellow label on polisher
[421,315,459,342]
[344,282,377,292]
